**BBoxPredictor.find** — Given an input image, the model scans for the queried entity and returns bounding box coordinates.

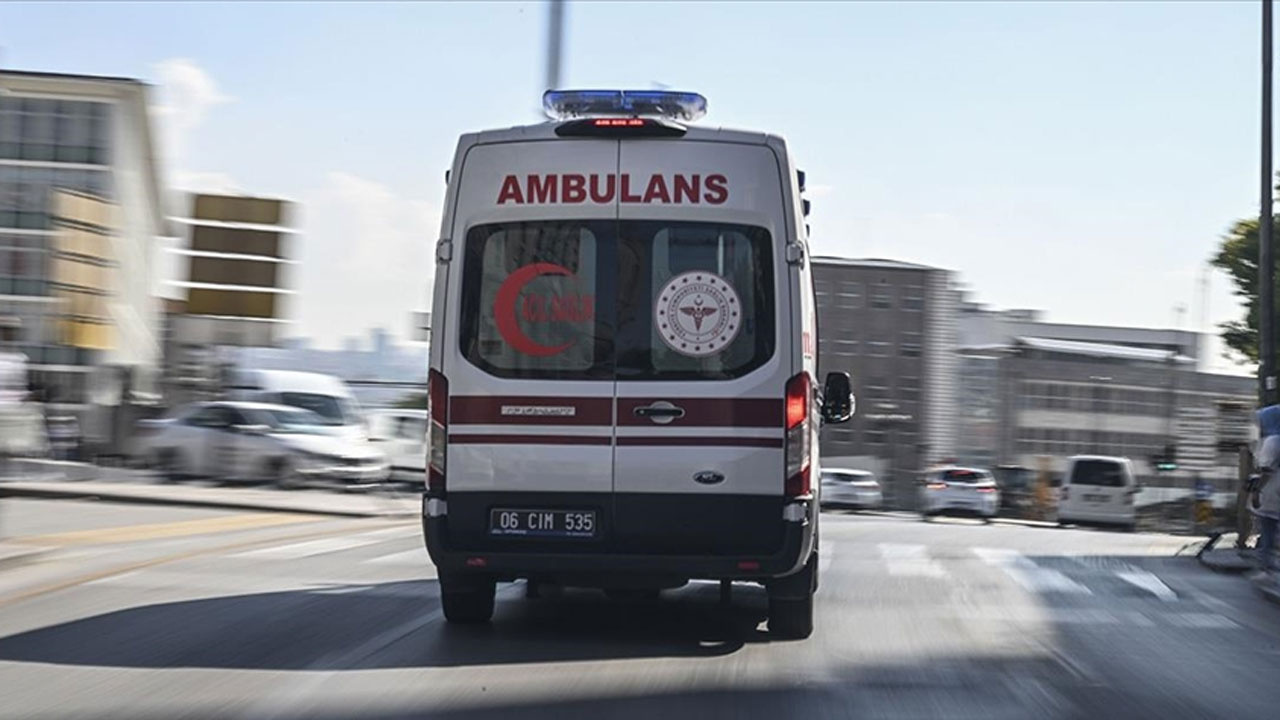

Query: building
[812,257,959,508]
[956,303,1254,495]
[163,193,295,406]
[0,70,167,415]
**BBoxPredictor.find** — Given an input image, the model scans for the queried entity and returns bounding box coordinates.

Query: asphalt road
[1,499,1278,720]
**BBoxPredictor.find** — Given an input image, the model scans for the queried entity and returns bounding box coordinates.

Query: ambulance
[423,90,853,638]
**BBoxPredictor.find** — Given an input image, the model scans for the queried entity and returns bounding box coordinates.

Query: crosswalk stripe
[972,547,1092,595]
[1163,613,1238,629]
[1115,569,1179,602]
[231,535,392,560]
[878,543,947,578]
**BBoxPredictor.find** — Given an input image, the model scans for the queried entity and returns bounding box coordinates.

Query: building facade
[0,71,167,413]
[163,193,295,406]
[812,257,959,508]
[956,304,1253,495]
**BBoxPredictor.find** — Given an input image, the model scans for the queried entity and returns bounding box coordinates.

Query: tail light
[427,369,448,495]
[784,372,812,497]
[977,486,996,493]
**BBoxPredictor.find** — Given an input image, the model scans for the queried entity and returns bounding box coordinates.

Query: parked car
[137,401,389,488]
[368,408,428,484]
[820,468,883,510]
[920,467,1000,522]
[1056,455,1138,531]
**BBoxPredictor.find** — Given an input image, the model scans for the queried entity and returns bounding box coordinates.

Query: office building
[956,303,1254,494]
[812,257,959,508]
[163,193,295,406]
[0,70,167,412]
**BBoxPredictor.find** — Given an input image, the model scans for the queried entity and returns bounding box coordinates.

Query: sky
[0,1,1267,372]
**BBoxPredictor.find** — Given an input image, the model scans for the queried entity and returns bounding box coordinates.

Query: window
[902,287,924,311]
[1069,459,1126,487]
[279,392,353,426]
[900,342,921,358]
[871,282,892,309]
[460,220,610,380]
[868,340,891,357]
[460,219,775,382]
[617,221,775,380]
[832,339,858,356]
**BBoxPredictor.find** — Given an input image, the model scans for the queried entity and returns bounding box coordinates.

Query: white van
[229,369,368,442]
[423,90,853,638]
[368,408,428,483]
[1057,455,1138,531]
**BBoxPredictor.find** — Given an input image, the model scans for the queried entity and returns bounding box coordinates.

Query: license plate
[489,508,597,538]
[1084,493,1109,503]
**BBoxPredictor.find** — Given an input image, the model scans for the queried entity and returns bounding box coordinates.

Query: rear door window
[616,221,774,380]
[1069,460,1126,487]
[459,221,613,380]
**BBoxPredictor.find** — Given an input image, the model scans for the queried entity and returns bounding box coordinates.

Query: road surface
[1,499,1278,719]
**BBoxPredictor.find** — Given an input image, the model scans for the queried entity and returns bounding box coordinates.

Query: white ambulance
[423,90,853,638]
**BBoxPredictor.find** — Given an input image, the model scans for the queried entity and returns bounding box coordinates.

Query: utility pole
[1261,0,1275,406]
[544,0,566,93]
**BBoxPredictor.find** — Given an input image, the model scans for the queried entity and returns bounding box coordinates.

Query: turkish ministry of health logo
[655,271,742,357]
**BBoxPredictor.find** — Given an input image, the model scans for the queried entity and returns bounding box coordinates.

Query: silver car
[821,469,883,510]
[919,467,1000,521]
[137,401,389,488]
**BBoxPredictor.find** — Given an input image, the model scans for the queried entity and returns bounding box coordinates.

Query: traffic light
[1151,444,1178,472]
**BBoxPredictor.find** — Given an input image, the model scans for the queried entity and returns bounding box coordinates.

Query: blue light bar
[543,89,708,122]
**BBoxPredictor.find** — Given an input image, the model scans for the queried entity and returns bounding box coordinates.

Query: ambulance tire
[441,577,495,624]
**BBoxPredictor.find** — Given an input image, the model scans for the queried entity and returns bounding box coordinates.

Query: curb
[0,484,417,520]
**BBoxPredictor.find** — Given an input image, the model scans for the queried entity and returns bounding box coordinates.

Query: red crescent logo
[493,262,575,357]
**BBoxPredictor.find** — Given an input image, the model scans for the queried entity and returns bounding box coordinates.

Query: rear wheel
[156,449,184,482]
[441,576,496,624]
[271,458,301,490]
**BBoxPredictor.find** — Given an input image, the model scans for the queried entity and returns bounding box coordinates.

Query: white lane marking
[231,535,392,560]
[878,543,947,578]
[368,548,431,566]
[1116,569,1179,602]
[1163,613,1238,629]
[972,547,1092,595]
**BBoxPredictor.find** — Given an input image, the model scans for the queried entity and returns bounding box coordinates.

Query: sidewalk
[0,479,418,518]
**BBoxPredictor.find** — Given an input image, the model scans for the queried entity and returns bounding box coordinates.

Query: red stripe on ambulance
[497,173,727,205]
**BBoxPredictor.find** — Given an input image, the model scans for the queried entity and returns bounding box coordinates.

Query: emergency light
[543,90,708,122]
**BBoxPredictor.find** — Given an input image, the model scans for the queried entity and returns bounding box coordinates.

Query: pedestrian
[1250,405,1280,579]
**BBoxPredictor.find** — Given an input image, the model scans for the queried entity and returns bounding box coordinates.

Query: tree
[1211,215,1280,363]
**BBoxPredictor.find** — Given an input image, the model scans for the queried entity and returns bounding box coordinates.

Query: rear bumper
[923,497,998,517]
[423,494,815,582]
[823,488,882,508]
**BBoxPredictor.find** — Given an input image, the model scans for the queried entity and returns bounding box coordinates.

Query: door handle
[633,401,685,423]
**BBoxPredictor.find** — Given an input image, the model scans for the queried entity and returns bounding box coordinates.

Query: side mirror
[821,372,854,424]
[232,423,269,436]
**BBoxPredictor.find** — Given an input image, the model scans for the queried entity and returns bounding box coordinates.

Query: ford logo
[693,470,725,485]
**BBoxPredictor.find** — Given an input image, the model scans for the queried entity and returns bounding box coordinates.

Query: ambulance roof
[460,121,780,149]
